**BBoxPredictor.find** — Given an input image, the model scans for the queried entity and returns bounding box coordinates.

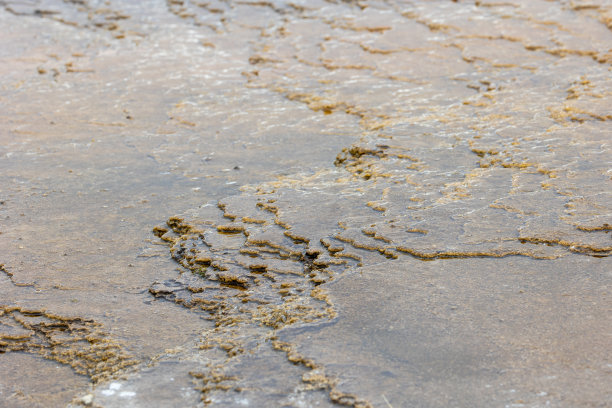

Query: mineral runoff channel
[0,0,611,407]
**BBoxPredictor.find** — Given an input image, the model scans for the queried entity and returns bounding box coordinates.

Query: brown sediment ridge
[0,306,138,384]
[271,340,373,408]
[1,0,134,38]
[0,264,35,287]
[518,237,612,256]
[0,265,138,383]
[151,204,366,405]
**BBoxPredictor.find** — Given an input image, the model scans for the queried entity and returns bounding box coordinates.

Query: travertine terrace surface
[1,1,610,407]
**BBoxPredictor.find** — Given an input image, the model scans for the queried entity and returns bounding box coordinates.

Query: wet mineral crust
[1,0,611,407]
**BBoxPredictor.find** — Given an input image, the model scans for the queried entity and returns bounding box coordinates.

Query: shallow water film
[1,0,611,407]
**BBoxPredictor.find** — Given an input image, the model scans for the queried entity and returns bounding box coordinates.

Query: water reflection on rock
[0,0,610,407]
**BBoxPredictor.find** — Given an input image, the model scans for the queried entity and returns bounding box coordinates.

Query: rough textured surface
[1,0,611,407]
